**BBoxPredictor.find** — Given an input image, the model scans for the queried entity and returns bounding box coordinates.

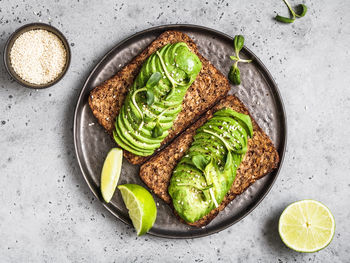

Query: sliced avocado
[112,131,152,156]
[168,108,253,223]
[214,108,253,138]
[115,118,160,151]
[113,42,202,156]
[120,106,164,144]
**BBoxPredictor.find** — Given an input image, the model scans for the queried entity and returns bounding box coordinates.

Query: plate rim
[73,24,287,239]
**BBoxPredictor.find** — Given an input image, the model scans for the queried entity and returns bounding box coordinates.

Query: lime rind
[278,199,335,253]
[101,148,123,203]
[118,186,143,234]
[118,184,157,236]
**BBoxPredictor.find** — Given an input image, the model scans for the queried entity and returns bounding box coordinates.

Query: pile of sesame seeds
[10,29,67,85]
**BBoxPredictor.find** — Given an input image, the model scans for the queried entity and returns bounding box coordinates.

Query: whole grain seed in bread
[139,95,279,227]
[88,31,230,165]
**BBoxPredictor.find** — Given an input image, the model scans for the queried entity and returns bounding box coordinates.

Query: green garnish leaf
[152,122,163,138]
[202,189,211,201]
[230,55,239,61]
[131,87,147,124]
[146,72,162,88]
[192,154,209,171]
[228,35,251,86]
[295,4,307,17]
[201,184,214,191]
[234,35,245,54]
[275,15,295,23]
[144,114,155,122]
[228,65,241,85]
[203,158,215,185]
[275,0,307,23]
[224,151,233,171]
[146,90,154,105]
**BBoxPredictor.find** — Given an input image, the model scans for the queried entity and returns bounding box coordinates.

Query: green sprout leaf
[224,151,233,171]
[192,154,209,171]
[228,65,241,85]
[234,35,245,54]
[275,15,295,23]
[295,4,307,17]
[275,0,307,23]
[152,122,163,138]
[228,35,251,86]
[230,55,239,61]
[201,184,214,191]
[146,90,154,105]
[146,72,162,88]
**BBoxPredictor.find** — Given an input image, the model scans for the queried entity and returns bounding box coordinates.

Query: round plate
[73,24,286,238]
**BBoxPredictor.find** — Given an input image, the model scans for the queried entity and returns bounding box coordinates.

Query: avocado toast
[169,108,253,223]
[113,42,202,156]
[139,96,279,227]
[89,31,230,165]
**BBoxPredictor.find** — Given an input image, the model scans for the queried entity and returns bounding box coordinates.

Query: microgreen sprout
[228,35,252,85]
[152,121,163,138]
[131,72,162,130]
[275,0,307,23]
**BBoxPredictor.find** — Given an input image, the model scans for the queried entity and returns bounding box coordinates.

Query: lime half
[101,148,123,203]
[279,200,335,253]
[118,184,157,236]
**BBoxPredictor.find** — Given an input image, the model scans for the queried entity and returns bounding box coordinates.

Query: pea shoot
[152,122,163,138]
[228,35,252,86]
[275,0,307,23]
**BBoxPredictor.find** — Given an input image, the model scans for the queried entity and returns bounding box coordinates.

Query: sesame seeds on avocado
[114,42,202,156]
[168,108,253,223]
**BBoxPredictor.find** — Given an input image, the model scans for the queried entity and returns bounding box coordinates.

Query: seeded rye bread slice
[139,96,280,227]
[88,31,230,165]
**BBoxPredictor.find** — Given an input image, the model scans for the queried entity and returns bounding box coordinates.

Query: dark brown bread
[139,95,280,227]
[88,31,230,165]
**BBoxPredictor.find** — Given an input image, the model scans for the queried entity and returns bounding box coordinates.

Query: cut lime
[118,184,157,236]
[101,148,123,203]
[279,200,335,253]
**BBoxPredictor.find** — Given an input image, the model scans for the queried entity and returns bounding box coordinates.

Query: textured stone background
[1,0,349,262]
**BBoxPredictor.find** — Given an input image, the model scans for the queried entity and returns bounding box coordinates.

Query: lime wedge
[279,200,335,253]
[101,148,123,203]
[118,184,157,236]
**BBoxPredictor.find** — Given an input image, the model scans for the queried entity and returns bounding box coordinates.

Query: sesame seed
[10,29,66,85]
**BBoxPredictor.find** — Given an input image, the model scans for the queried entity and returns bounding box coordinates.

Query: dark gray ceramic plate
[73,24,286,238]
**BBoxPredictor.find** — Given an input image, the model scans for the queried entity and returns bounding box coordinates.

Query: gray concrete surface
[1,0,349,262]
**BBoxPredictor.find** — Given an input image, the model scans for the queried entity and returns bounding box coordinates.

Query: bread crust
[88,31,230,165]
[139,96,280,227]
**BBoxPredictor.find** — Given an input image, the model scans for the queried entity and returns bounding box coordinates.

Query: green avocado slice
[168,108,253,223]
[214,108,253,138]
[198,118,247,154]
[123,100,170,141]
[120,105,166,145]
[112,131,153,156]
[114,121,154,155]
[116,111,161,151]
[113,42,202,155]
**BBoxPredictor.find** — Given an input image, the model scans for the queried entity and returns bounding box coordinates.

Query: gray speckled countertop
[1,0,349,262]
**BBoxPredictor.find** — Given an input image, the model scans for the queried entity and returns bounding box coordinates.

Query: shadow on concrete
[262,205,290,252]
[59,47,134,237]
